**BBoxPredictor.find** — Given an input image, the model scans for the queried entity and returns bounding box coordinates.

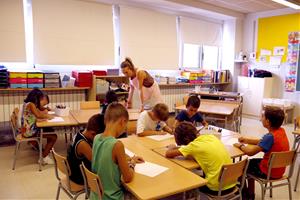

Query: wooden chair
[52,148,85,200]
[80,163,104,200]
[10,107,41,170]
[80,101,100,110]
[199,159,249,200]
[247,150,296,200]
[293,116,300,191]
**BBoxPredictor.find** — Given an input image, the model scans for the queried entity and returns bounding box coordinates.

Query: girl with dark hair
[22,89,57,164]
[121,57,163,112]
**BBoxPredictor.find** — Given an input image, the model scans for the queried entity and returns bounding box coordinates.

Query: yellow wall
[257,13,300,62]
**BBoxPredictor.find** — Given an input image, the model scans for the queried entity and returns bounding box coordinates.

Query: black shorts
[199,185,236,196]
[247,158,267,179]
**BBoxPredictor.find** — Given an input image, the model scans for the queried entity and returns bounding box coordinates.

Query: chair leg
[64,128,68,143]
[260,183,265,200]
[294,164,300,191]
[12,142,20,170]
[288,179,293,200]
[56,184,61,200]
[269,182,273,198]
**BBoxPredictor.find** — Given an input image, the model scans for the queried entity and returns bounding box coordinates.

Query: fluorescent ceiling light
[272,0,300,9]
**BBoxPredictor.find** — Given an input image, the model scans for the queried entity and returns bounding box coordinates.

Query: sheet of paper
[273,47,285,56]
[125,148,135,157]
[146,134,174,141]
[48,111,55,115]
[47,117,64,122]
[260,49,271,56]
[269,56,282,66]
[134,161,168,177]
[224,138,239,146]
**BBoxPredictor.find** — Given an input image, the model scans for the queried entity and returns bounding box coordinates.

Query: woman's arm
[113,141,134,183]
[127,84,135,108]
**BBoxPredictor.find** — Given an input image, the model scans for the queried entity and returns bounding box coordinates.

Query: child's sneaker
[43,155,54,165]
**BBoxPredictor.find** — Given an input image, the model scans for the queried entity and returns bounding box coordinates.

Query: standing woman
[121,57,163,112]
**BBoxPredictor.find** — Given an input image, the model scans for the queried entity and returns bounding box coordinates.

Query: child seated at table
[234,107,289,200]
[166,122,235,195]
[174,95,208,128]
[21,89,57,164]
[136,103,172,136]
[38,94,51,114]
[91,102,144,200]
[67,114,102,185]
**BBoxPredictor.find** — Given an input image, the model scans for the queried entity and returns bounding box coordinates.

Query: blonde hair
[104,102,129,123]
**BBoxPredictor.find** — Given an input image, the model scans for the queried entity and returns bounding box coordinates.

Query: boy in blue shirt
[174,95,208,128]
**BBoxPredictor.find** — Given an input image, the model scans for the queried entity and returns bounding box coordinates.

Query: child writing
[234,107,289,199]
[67,114,102,185]
[91,102,144,200]
[166,122,235,195]
[136,103,172,136]
[174,95,208,128]
[39,94,51,114]
[21,89,57,164]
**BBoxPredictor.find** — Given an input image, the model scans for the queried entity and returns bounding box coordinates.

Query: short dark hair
[186,95,200,108]
[86,114,104,133]
[174,122,197,145]
[105,102,129,123]
[153,103,169,121]
[24,89,45,109]
[264,107,285,129]
[105,90,118,104]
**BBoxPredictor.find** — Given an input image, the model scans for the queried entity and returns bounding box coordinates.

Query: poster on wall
[285,32,300,92]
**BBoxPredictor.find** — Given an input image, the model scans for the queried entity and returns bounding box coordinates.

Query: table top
[119,136,207,200]
[36,115,78,128]
[70,109,140,124]
[190,91,242,98]
[292,129,300,136]
[175,101,239,116]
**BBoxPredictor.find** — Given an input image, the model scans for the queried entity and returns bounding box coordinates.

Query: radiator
[0,89,86,123]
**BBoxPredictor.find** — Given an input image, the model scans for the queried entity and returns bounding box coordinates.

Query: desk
[70,109,140,125]
[119,136,207,200]
[190,91,242,101]
[36,115,78,171]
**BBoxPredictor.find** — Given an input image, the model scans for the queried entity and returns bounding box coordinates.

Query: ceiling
[194,0,286,13]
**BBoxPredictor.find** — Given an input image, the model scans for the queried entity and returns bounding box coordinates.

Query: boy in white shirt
[136,103,172,136]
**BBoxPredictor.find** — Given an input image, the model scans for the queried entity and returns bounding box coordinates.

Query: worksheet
[146,134,174,141]
[47,117,64,122]
[135,161,168,177]
[224,138,239,146]
[125,148,135,157]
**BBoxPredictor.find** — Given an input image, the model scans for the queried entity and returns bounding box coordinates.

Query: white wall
[242,8,300,116]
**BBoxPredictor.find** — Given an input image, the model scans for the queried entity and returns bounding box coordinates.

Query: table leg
[225,116,228,129]
[39,128,43,171]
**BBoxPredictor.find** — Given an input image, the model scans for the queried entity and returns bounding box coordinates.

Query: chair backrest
[80,101,100,110]
[183,95,189,105]
[52,148,72,189]
[80,163,103,200]
[218,159,249,196]
[10,108,19,139]
[294,116,300,130]
[267,150,296,179]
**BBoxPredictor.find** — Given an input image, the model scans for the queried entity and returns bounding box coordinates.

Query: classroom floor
[0,117,300,200]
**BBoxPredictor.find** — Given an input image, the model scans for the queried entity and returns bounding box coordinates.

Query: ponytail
[121,57,135,70]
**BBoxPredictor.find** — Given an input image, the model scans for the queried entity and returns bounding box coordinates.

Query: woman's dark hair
[24,89,45,109]
[120,57,135,70]
[174,122,197,146]
[105,90,118,104]
[264,107,285,129]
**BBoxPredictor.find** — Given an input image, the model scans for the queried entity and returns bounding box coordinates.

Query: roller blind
[120,6,178,69]
[32,0,114,65]
[0,0,26,62]
[181,17,223,46]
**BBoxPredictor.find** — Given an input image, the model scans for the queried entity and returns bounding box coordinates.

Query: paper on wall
[47,117,64,122]
[269,56,282,66]
[146,134,174,141]
[260,49,272,56]
[273,47,285,56]
[134,161,168,177]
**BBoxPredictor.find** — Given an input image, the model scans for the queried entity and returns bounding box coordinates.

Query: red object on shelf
[27,78,43,84]
[92,70,107,76]
[10,78,27,84]
[72,71,92,87]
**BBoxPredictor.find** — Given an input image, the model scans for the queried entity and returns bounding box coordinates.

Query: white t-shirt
[136,111,166,135]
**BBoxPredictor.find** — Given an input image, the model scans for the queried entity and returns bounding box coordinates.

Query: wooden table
[119,136,207,200]
[190,91,242,101]
[70,109,140,125]
[36,115,78,171]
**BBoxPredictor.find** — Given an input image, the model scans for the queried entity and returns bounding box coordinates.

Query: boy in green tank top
[91,102,144,200]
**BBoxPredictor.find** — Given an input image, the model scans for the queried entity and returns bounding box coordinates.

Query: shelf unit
[0,87,89,91]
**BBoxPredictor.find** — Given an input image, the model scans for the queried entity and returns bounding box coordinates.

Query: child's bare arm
[113,141,134,183]
[137,130,167,137]
[77,141,92,161]
[165,148,183,158]
[162,125,173,134]
[234,143,263,156]
[28,103,53,119]
[238,136,260,145]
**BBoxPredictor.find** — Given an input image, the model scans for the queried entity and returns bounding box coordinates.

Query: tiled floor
[0,117,299,199]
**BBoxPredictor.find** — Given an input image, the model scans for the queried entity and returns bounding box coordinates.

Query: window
[182,43,221,70]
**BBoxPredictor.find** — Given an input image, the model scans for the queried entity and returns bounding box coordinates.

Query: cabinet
[237,76,274,117]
